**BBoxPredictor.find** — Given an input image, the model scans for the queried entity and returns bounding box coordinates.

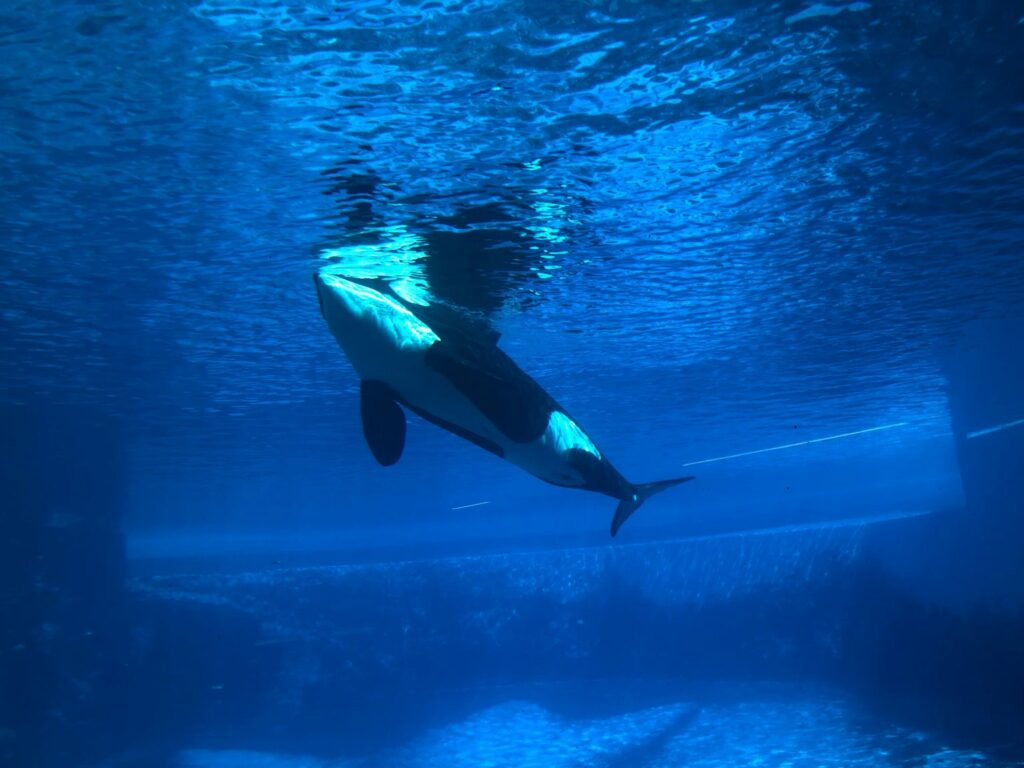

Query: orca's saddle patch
[360,380,406,466]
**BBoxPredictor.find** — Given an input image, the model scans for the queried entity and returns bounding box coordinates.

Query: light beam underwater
[451,500,493,511]
[682,422,909,467]
[966,417,1024,440]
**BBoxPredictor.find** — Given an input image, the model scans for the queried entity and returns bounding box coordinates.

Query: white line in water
[451,500,492,511]
[966,417,1024,440]
[682,421,909,467]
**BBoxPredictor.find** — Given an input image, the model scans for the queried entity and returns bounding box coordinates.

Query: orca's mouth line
[681,421,910,467]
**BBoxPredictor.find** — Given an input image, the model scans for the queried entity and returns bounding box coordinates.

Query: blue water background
[2,0,1024,766]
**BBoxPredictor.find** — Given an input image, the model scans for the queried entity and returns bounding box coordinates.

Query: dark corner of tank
[850,314,1024,754]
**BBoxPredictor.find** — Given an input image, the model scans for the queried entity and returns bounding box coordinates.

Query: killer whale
[314,269,694,536]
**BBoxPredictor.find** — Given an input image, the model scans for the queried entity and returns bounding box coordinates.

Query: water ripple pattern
[1,0,1022,460]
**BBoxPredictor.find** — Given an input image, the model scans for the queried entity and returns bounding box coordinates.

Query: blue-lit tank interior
[3,1,1024,766]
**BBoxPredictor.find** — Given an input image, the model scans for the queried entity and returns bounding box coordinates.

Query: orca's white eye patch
[545,411,601,459]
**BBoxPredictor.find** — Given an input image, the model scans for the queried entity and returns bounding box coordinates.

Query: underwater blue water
[3,0,1024,766]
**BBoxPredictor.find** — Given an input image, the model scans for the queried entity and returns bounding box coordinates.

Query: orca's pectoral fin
[360,380,406,466]
[611,475,695,537]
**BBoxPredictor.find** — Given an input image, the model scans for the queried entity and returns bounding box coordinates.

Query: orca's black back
[424,338,557,444]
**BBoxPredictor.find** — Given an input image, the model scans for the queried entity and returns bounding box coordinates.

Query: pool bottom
[172,683,998,768]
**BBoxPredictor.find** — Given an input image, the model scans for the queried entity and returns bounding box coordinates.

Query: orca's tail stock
[610,476,695,537]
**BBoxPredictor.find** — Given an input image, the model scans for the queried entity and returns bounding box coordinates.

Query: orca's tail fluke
[611,476,695,537]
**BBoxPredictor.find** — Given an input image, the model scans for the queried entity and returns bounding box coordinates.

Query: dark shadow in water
[318,162,546,321]
[420,202,540,316]
[836,561,1024,760]
[603,705,701,768]
[319,161,386,234]
[0,404,129,768]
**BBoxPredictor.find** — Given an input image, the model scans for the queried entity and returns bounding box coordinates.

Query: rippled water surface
[4,0,1023,452]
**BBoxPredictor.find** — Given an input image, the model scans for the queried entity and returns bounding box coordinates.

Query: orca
[314,269,694,536]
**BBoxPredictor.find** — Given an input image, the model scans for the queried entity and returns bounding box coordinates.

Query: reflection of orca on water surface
[314,270,694,536]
